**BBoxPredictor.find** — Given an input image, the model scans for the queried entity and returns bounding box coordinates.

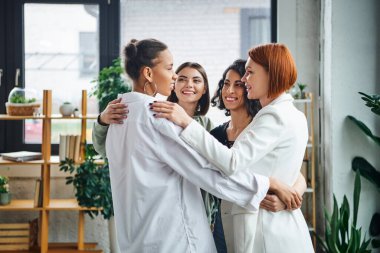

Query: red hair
[248,43,297,98]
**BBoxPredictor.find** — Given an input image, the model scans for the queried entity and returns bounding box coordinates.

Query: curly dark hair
[211,59,261,117]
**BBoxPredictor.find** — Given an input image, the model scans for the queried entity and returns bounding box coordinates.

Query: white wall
[322,0,380,246]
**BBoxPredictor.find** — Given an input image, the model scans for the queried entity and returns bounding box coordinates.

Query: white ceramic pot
[59,103,74,117]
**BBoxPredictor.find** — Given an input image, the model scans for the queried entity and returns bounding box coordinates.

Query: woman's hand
[150,101,193,128]
[260,193,302,212]
[268,177,302,210]
[99,98,128,125]
[260,194,286,212]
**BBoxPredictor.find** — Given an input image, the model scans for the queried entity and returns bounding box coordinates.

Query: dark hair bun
[125,39,138,59]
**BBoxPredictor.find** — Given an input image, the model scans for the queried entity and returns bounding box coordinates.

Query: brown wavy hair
[167,62,210,116]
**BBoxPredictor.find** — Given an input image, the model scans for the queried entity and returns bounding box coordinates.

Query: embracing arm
[180,110,285,176]
[150,101,285,176]
[92,98,128,158]
[154,119,301,210]
[261,173,306,211]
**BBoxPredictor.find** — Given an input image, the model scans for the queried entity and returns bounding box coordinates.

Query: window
[120,0,276,125]
[0,0,120,153]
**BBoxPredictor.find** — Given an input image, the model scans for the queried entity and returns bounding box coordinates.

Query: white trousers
[233,213,258,253]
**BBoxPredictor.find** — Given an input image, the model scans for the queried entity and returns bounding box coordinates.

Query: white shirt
[180,93,314,252]
[105,92,269,253]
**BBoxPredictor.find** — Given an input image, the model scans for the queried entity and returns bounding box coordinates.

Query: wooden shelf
[1,90,103,253]
[0,200,41,211]
[49,156,104,165]
[305,187,314,193]
[0,114,98,120]
[48,114,98,120]
[0,114,45,120]
[293,98,312,104]
[0,157,44,165]
[47,199,100,211]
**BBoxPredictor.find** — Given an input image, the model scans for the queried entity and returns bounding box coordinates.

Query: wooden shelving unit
[294,93,316,246]
[0,90,103,253]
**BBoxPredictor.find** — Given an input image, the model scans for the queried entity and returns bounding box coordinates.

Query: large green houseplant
[347,92,380,249]
[91,58,131,112]
[59,145,113,219]
[317,172,372,252]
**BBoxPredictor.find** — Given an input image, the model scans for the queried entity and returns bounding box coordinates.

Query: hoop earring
[143,81,158,96]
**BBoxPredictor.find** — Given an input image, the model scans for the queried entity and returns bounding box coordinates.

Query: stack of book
[59,135,81,162]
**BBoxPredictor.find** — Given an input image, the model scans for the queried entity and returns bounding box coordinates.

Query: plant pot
[59,103,74,117]
[0,193,11,205]
[300,91,306,99]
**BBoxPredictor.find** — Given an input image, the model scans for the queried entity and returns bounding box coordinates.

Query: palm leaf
[347,116,380,146]
[352,157,380,191]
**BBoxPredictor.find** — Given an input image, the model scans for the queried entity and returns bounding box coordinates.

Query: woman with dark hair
[210,59,307,252]
[93,61,226,250]
[150,44,314,252]
[97,39,300,252]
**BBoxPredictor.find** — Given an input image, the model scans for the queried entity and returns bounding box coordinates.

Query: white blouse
[180,93,315,252]
[105,92,269,253]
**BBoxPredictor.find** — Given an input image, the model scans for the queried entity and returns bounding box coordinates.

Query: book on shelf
[0,151,42,162]
[33,179,41,208]
[59,135,66,162]
[59,134,81,162]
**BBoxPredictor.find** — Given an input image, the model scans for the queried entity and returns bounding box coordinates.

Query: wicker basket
[5,102,41,116]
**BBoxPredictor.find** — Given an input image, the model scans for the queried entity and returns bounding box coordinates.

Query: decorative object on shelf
[1,151,42,162]
[59,101,74,117]
[73,107,80,117]
[91,58,132,112]
[347,91,380,249]
[297,83,308,99]
[59,144,113,219]
[0,175,10,205]
[316,171,373,252]
[5,68,41,116]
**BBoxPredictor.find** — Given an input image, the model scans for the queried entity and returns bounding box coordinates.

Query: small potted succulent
[0,175,11,205]
[297,83,308,99]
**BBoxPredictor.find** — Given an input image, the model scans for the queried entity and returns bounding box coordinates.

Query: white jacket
[106,92,269,253]
[180,93,314,252]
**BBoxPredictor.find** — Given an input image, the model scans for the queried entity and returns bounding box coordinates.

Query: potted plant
[59,145,113,219]
[6,88,40,116]
[0,175,11,205]
[297,83,308,99]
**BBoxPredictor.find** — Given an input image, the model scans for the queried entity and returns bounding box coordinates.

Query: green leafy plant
[347,91,380,249]
[317,172,372,252]
[297,83,307,93]
[0,176,9,193]
[59,145,113,219]
[91,58,131,112]
[10,94,36,104]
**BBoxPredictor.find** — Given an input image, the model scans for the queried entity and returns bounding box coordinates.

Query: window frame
[240,0,277,57]
[0,0,120,154]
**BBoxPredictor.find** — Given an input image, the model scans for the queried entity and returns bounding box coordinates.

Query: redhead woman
[150,44,314,252]
[102,39,300,253]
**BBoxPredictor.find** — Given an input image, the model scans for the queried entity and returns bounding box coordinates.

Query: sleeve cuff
[97,114,109,126]
[94,121,109,133]
[246,174,269,211]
